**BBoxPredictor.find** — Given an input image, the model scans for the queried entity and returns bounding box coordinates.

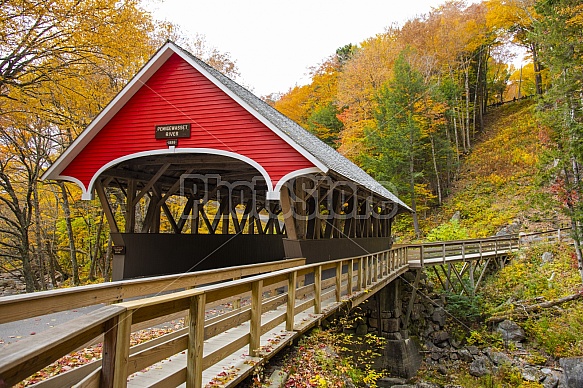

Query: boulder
[542,373,560,388]
[522,366,542,382]
[431,308,447,327]
[431,330,450,345]
[497,320,526,342]
[376,377,407,387]
[469,356,491,377]
[542,251,554,263]
[560,357,583,388]
[457,348,474,363]
[488,351,513,366]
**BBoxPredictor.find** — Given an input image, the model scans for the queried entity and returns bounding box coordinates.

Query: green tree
[364,50,427,237]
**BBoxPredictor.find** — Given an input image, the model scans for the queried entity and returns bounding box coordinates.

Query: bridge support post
[372,279,421,379]
[403,269,421,328]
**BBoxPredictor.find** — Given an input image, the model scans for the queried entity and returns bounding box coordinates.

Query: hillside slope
[427,99,564,238]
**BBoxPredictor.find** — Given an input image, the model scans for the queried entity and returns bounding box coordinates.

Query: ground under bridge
[0,229,568,388]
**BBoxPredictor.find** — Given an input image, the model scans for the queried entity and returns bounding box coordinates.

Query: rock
[355,324,368,336]
[543,373,560,388]
[522,366,542,382]
[431,308,447,327]
[450,337,462,349]
[469,356,491,377]
[451,211,461,222]
[431,330,450,344]
[457,348,474,362]
[416,383,440,388]
[422,324,435,338]
[437,364,448,375]
[488,351,513,366]
[467,345,480,355]
[560,357,583,388]
[542,251,554,263]
[369,318,379,329]
[497,320,526,342]
[377,377,407,387]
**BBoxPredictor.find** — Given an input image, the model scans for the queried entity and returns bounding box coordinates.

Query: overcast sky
[145,0,480,97]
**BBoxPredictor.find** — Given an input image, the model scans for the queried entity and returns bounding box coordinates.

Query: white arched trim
[272,167,325,198]
[58,148,276,200]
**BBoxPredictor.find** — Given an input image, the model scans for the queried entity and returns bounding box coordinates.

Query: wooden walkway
[0,229,569,388]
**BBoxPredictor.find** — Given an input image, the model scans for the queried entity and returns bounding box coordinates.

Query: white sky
[145,0,479,97]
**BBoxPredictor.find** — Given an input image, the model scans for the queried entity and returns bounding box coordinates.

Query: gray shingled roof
[177,45,411,213]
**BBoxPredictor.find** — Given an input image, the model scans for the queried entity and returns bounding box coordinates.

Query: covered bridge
[43,41,411,280]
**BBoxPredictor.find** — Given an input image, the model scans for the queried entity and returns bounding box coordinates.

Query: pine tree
[364,50,427,237]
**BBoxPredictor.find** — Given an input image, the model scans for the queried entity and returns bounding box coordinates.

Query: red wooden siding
[61,53,315,191]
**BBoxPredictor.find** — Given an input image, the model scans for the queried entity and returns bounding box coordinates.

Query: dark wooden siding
[62,53,315,189]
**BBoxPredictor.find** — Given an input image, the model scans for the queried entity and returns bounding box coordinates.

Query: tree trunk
[32,182,46,290]
[89,210,104,281]
[465,66,471,152]
[409,118,420,238]
[531,43,544,96]
[59,182,80,285]
[430,135,442,205]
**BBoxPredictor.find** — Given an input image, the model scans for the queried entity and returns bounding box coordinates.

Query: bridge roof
[42,41,410,212]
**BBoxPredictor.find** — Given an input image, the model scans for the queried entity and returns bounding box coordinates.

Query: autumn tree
[0,0,156,289]
[274,55,343,148]
[486,0,544,95]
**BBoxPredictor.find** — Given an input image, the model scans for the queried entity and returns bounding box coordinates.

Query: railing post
[250,280,263,356]
[479,241,483,260]
[373,254,378,283]
[336,261,342,302]
[442,243,446,264]
[348,259,354,295]
[358,257,364,291]
[111,310,132,388]
[286,272,297,331]
[365,255,370,286]
[187,293,206,388]
[462,242,466,261]
[314,266,322,314]
[101,315,120,388]
[420,244,424,267]
[558,228,562,242]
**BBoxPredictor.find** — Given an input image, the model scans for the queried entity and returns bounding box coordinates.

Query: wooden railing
[405,228,572,268]
[0,258,306,325]
[0,228,572,387]
[0,248,410,388]
[406,235,519,267]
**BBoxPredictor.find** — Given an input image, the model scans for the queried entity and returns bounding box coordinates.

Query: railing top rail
[117,251,403,311]
[0,258,305,325]
[404,228,568,249]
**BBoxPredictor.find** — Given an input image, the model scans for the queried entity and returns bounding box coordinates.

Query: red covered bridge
[43,41,411,280]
